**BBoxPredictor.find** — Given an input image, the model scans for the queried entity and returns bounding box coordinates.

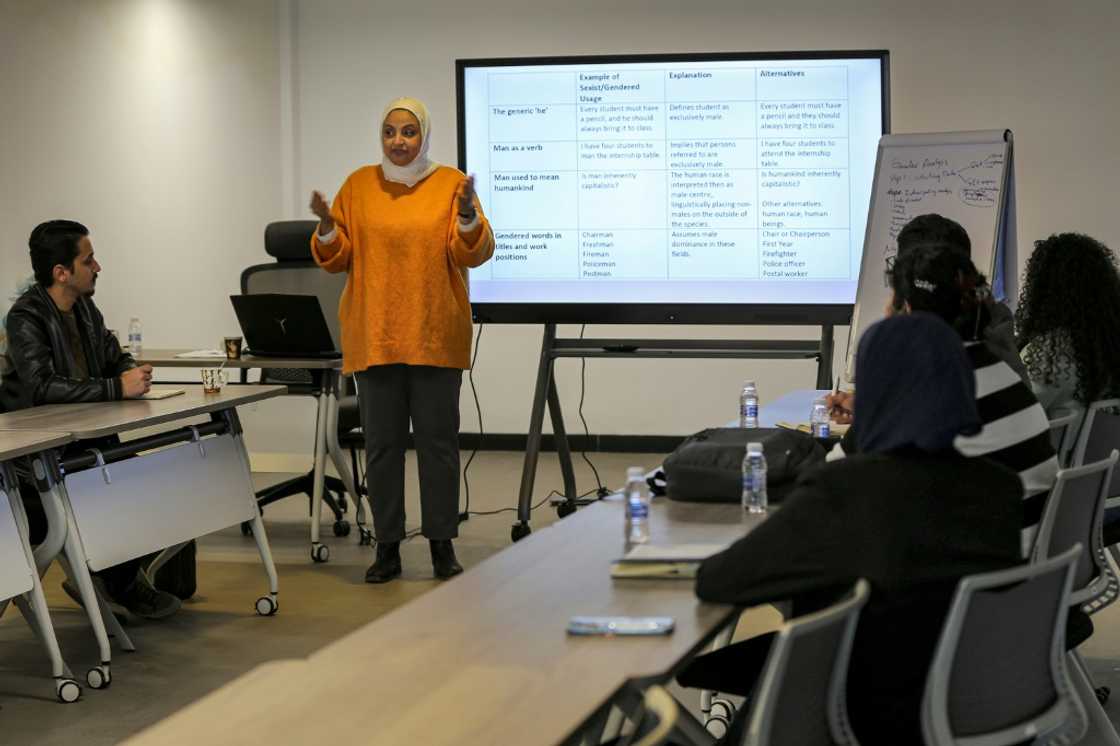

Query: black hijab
[855,313,981,454]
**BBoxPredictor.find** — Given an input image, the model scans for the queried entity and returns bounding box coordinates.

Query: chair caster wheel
[556,501,577,518]
[56,678,81,703]
[311,544,330,563]
[86,665,111,690]
[511,522,531,542]
[705,698,735,737]
[1096,685,1111,704]
[333,519,351,537]
[240,521,252,537]
[255,595,278,616]
[358,527,373,546]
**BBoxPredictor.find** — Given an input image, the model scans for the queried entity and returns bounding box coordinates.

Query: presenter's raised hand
[309,190,335,234]
[456,175,476,220]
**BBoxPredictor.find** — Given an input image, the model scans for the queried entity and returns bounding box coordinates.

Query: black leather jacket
[1,284,135,411]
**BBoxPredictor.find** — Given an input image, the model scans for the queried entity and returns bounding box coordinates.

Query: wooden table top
[0,385,287,439]
[0,430,74,461]
[138,349,342,370]
[125,497,761,746]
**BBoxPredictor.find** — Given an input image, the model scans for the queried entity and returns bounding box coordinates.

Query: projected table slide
[460,56,886,307]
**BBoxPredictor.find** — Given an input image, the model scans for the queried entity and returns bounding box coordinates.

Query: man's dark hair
[29,219,89,287]
[896,214,971,260]
[889,242,991,341]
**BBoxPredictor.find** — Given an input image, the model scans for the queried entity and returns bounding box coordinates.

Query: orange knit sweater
[311,165,494,374]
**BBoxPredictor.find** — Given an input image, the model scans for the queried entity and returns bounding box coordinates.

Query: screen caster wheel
[333,519,351,537]
[311,543,330,563]
[358,527,373,546]
[56,678,81,703]
[255,595,278,616]
[556,501,577,518]
[511,522,531,542]
[86,665,111,690]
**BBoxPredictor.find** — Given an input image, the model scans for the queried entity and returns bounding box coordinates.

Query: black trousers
[355,364,462,543]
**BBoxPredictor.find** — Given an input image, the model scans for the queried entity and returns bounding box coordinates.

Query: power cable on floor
[578,324,610,498]
[460,323,485,522]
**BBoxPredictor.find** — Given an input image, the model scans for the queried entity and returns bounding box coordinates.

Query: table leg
[6,472,76,686]
[309,378,331,563]
[213,407,282,616]
[56,485,136,651]
[143,541,189,585]
[324,373,372,544]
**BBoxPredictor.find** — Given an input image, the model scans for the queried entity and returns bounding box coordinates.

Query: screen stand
[510,323,834,542]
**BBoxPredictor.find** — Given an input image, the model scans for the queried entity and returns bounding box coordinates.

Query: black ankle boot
[365,542,402,584]
[430,539,463,580]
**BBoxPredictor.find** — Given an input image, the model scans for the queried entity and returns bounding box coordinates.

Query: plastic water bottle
[127,317,143,359]
[742,443,768,514]
[739,380,759,428]
[624,466,651,545]
[810,397,831,438]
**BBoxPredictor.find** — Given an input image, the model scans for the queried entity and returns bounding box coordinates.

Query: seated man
[1,219,179,620]
[678,314,1025,745]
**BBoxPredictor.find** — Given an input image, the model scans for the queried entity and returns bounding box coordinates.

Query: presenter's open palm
[457,175,476,217]
[309,190,332,222]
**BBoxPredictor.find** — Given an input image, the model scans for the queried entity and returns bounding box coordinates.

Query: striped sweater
[833,341,1058,555]
[954,342,1058,521]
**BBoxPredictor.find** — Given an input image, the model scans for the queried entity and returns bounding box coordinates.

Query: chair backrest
[1072,400,1120,498]
[1048,412,1080,468]
[243,220,347,348]
[242,221,347,388]
[741,579,870,746]
[620,685,679,746]
[1032,451,1120,613]
[922,544,1086,746]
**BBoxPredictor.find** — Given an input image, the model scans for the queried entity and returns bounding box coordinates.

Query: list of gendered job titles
[483,65,852,282]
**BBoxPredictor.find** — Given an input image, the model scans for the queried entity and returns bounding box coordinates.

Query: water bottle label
[629,501,649,519]
[815,422,830,438]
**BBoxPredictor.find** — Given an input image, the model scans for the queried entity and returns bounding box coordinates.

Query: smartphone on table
[567,616,675,636]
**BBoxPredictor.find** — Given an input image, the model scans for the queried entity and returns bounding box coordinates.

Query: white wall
[294,0,1120,445]
[0,0,312,460]
[4,0,1119,467]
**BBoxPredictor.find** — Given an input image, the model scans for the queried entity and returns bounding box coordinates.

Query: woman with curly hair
[1018,233,1120,434]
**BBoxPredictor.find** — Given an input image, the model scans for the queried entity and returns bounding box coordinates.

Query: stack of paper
[174,350,226,359]
[610,543,728,579]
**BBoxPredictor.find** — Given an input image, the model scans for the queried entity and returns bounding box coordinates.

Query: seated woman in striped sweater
[836,243,1058,554]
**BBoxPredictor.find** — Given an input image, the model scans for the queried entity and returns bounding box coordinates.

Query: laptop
[230,294,340,358]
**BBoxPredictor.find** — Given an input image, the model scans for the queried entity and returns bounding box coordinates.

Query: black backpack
[142,540,197,600]
[660,427,826,504]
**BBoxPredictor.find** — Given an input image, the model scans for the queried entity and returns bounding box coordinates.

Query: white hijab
[380,97,441,187]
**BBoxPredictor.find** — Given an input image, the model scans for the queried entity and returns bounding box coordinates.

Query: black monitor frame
[457,49,890,325]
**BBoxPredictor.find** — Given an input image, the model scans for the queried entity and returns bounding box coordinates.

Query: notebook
[610,543,728,580]
[140,389,185,400]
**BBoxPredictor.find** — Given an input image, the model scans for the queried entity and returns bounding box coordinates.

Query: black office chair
[239,221,367,539]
